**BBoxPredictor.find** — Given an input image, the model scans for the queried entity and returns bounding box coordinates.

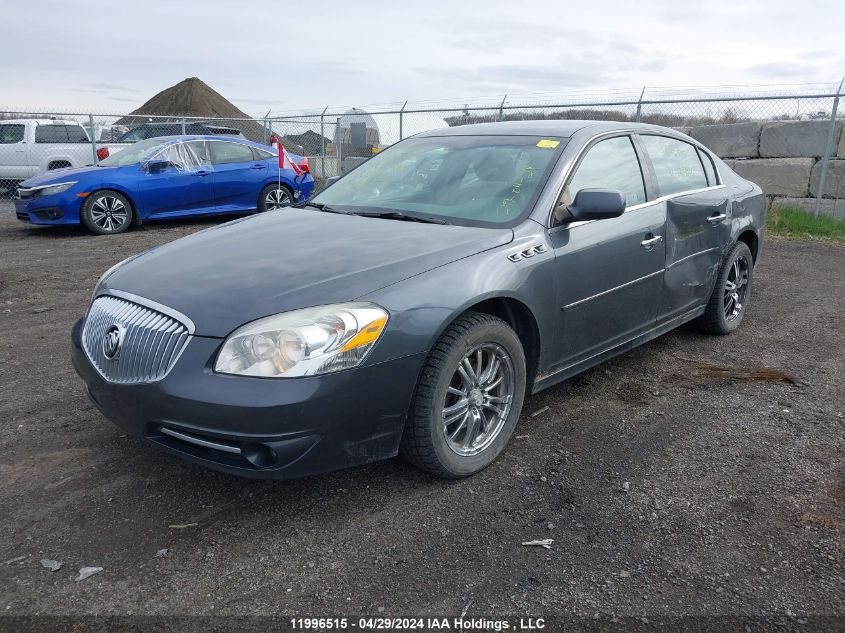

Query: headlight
[214,302,389,378]
[37,181,76,196]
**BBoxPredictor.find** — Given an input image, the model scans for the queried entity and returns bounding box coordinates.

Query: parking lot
[1,203,843,625]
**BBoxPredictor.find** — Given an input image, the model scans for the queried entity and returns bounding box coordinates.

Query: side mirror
[144,159,170,174]
[325,176,341,187]
[567,189,626,221]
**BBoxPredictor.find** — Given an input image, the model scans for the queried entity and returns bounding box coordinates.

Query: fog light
[241,443,277,468]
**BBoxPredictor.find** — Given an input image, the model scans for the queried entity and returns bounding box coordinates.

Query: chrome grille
[82,295,191,384]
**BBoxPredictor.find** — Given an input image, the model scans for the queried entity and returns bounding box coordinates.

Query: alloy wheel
[441,343,515,457]
[724,255,750,321]
[265,188,291,210]
[90,196,128,232]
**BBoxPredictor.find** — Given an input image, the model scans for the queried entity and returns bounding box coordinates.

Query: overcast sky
[1,0,843,115]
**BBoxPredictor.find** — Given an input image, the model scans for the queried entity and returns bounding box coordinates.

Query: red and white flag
[277,142,302,176]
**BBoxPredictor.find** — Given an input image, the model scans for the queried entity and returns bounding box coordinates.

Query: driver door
[136,140,215,218]
[548,135,666,368]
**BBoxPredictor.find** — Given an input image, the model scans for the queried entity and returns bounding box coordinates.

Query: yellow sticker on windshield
[536,139,560,148]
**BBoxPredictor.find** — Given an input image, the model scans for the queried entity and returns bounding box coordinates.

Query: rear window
[35,124,88,143]
[0,124,24,144]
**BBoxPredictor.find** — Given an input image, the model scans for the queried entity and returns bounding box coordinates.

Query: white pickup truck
[0,119,123,188]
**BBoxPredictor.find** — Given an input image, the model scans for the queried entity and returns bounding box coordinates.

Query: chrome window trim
[544,128,727,228]
[99,289,196,334]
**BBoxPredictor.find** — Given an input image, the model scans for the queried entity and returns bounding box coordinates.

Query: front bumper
[14,191,82,225]
[71,319,426,479]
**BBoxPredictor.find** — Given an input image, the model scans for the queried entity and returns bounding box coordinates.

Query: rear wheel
[81,190,132,235]
[258,184,293,212]
[698,241,753,334]
[400,312,526,478]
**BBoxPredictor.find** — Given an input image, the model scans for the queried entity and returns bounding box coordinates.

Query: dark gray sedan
[72,120,765,480]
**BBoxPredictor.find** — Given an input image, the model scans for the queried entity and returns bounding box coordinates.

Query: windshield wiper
[294,201,348,214]
[351,210,447,224]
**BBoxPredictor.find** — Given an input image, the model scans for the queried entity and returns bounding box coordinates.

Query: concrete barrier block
[838,128,845,158]
[721,159,736,171]
[770,196,843,219]
[760,120,841,158]
[810,159,845,198]
[690,122,760,158]
[733,158,814,197]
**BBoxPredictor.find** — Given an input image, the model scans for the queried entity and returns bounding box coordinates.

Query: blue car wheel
[81,190,133,235]
[259,183,293,212]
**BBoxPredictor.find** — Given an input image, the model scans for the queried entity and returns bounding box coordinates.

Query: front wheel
[400,312,527,478]
[258,184,293,212]
[81,190,132,235]
[698,241,754,334]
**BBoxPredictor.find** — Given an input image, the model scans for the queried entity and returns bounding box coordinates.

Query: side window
[252,147,274,160]
[154,142,209,172]
[697,147,718,186]
[67,125,89,143]
[0,124,25,144]
[210,141,255,165]
[35,125,69,143]
[184,140,211,165]
[559,136,646,222]
[640,135,708,196]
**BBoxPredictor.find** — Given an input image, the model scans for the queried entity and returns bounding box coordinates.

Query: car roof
[145,135,270,148]
[413,119,689,139]
[0,118,80,125]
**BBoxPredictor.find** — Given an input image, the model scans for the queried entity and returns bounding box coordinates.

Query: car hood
[21,165,120,187]
[101,208,514,337]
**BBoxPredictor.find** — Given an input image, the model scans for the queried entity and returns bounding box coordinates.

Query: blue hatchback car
[13,135,314,234]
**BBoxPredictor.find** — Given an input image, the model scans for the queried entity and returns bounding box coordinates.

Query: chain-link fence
[3,83,844,216]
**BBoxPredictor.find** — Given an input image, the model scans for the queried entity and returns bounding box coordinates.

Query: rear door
[548,134,666,367]
[0,123,29,179]
[638,135,730,324]
[208,140,266,212]
[136,140,215,217]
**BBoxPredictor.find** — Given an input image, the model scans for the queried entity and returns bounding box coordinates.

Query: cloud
[747,61,821,78]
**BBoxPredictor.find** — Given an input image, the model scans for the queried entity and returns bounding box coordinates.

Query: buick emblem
[102,324,125,360]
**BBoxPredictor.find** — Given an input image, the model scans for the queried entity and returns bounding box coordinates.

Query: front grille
[82,295,191,384]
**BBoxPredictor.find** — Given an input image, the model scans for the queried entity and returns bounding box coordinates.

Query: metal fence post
[88,114,97,162]
[263,116,269,145]
[399,101,407,141]
[180,117,186,135]
[498,94,507,122]
[814,76,844,217]
[635,86,646,123]
[320,106,327,178]
[336,117,342,176]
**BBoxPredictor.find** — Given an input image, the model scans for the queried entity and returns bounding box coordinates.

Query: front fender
[360,223,557,372]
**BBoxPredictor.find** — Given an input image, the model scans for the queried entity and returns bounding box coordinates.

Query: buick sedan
[72,120,765,479]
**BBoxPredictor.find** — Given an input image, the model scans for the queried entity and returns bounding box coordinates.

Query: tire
[258,184,293,212]
[698,241,754,335]
[400,312,527,478]
[81,190,133,235]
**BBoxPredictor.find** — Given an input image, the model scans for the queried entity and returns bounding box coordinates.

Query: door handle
[707,213,727,224]
[251,164,267,170]
[196,170,210,177]
[640,235,663,249]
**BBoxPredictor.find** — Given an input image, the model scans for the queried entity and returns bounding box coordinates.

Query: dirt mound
[115,77,303,150]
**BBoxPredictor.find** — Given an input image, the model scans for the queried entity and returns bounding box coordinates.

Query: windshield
[98,138,165,167]
[312,135,565,226]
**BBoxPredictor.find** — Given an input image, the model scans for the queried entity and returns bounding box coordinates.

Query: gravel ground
[0,205,843,629]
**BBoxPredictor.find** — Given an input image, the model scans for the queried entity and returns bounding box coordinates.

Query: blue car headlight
[215,302,389,378]
[36,181,76,197]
